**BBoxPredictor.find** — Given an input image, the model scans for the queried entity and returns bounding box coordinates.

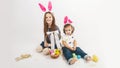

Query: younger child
[62,24,91,65]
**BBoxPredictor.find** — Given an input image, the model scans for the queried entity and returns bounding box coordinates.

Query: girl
[62,24,91,65]
[36,1,61,55]
[36,11,61,54]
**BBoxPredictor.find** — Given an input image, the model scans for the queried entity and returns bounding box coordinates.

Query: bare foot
[69,58,77,65]
[36,45,43,53]
[85,56,92,62]
[43,48,50,55]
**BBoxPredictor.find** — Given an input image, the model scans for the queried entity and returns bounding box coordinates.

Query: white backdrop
[0,0,120,68]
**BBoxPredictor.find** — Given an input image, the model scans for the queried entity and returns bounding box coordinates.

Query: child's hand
[45,42,51,47]
[48,44,51,46]
[73,46,76,51]
[70,47,76,51]
[69,47,74,51]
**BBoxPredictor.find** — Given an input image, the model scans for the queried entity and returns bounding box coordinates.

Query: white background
[0,0,120,68]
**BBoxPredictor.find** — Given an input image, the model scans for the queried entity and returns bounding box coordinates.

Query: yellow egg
[92,55,98,62]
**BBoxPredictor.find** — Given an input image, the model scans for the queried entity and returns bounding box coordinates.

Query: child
[36,11,61,54]
[36,2,61,54]
[62,24,91,65]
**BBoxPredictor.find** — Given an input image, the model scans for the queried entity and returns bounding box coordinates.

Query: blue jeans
[40,41,57,49]
[62,47,87,61]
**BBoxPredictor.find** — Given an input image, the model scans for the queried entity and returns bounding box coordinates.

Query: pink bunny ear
[38,3,46,12]
[48,1,52,11]
[64,16,68,24]
[68,19,72,23]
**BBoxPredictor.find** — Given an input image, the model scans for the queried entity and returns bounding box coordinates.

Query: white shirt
[62,34,75,47]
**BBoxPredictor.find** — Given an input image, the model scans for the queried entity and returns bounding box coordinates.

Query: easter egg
[77,55,81,59]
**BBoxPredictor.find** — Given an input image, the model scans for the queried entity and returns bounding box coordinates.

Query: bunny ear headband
[38,1,52,12]
[64,16,72,25]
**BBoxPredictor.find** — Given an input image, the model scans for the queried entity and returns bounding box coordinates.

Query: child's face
[64,26,73,35]
[45,13,53,25]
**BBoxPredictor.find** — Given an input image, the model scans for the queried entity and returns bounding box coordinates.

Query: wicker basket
[50,54,60,59]
[50,49,61,59]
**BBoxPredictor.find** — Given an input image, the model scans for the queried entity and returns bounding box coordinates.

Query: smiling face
[63,24,74,35]
[45,13,53,27]
[44,12,56,37]
[64,25,73,35]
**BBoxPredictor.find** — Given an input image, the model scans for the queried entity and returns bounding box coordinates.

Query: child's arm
[44,40,49,47]
[73,40,77,50]
[62,40,74,51]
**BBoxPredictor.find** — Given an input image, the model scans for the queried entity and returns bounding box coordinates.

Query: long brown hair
[44,11,56,38]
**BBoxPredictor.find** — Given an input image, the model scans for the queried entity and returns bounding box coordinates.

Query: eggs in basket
[49,49,61,59]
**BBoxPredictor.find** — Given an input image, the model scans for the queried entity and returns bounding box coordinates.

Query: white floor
[1,0,120,68]
[10,43,105,68]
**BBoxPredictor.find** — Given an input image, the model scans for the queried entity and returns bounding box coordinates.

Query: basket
[50,49,61,59]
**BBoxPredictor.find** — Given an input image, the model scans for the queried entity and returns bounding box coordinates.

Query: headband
[64,16,72,25]
[38,1,52,12]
